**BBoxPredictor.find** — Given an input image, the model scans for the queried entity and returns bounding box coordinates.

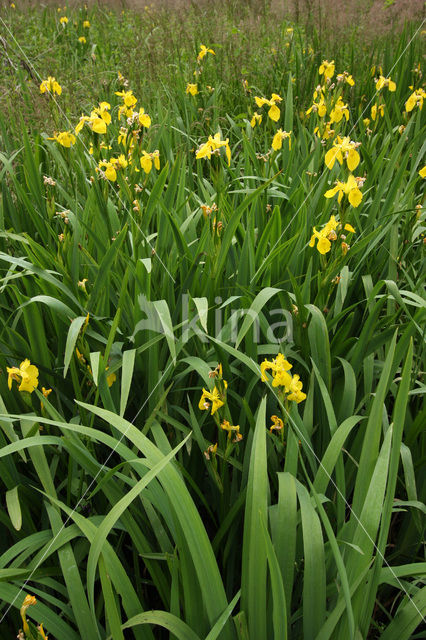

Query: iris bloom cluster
[251,91,293,158]
[116,90,138,118]
[65,87,158,180]
[306,62,354,142]
[261,353,306,404]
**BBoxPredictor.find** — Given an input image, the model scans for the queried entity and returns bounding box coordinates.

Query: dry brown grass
[273,0,424,38]
[9,0,425,33]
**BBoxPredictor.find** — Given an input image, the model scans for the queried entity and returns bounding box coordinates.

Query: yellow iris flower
[375,75,396,92]
[371,103,385,121]
[7,359,39,393]
[98,161,117,181]
[324,136,360,172]
[261,353,292,387]
[75,103,111,135]
[140,150,160,174]
[48,131,76,147]
[220,419,242,441]
[20,594,37,633]
[270,415,284,432]
[92,102,111,124]
[324,174,363,208]
[98,155,128,181]
[40,76,62,95]
[196,132,231,166]
[197,44,215,61]
[199,386,224,415]
[186,83,198,96]
[319,59,335,79]
[254,93,282,122]
[337,72,355,86]
[272,129,291,151]
[309,215,339,255]
[287,374,307,404]
[309,218,355,255]
[329,96,349,123]
[138,108,151,128]
[306,94,327,118]
[405,88,425,112]
[250,111,262,128]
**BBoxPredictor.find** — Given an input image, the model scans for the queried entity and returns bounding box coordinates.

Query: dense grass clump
[0,2,425,639]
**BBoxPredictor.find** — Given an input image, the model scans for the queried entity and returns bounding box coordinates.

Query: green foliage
[0,2,425,640]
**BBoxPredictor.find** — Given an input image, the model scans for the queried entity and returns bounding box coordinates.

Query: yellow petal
[140,155,152,174]
[255,96,268,108]
[317,236,331,254]
[272,131,282,151]
[346,148,360,172]
[104,165,117,181]
[196,143,211,160]
[268,104,280,122]
[324,186,339,198]
[344,223,356,233]
[348,188,362,207]
[91,118,107,134]
[405,94,416,112]
[139,113,151,128]
[325,148,338,170]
